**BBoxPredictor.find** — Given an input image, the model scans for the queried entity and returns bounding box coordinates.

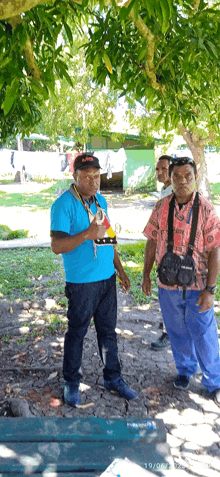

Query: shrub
[125,170,156,196]
[0,225,29,241]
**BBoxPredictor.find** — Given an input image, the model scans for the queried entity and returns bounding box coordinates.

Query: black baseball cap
[74,153,101,172]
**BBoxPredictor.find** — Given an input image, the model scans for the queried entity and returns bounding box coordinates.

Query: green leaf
[198,37,205,49]
[133,1,139,21]
[207,41,218,58]
[103,52,113,74]
[145,0,155,18]
[147,91,156,111]
[0,57,12,68]
[164,113,169,131]
[166,0,173,17]
[19,28,28,50]
[119,7,128,21]
[159,0,170,33]
[1,96,15,116]
[169,63,175,79]
[55,45,63,58]
[138,48,147,62]
[154,111,164,128]
[93,53,100,77]
[21,98,31,114]
[1,79,20,115]
[64,22,73,45]
[62,69,74,87]
[30,80,48,100]
[1,89,16,116]
[119,0,136,21]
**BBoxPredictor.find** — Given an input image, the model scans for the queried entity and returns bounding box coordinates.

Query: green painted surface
[123,150,155,190]
[0,417,165,443]
[0,417,171,475]
[0,441,171,474]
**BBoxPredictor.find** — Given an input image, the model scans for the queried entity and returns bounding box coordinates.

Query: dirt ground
[2,183,220,475]
[0,182,220,420]
[1,286,220,420]
[0,288,169,418]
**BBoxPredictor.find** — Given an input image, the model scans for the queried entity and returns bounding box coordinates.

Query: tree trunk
[23,138,33,151]
[178,124,211,200]
[186,140,211,199]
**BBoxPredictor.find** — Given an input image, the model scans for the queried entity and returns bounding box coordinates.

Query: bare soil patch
[1,288,217,419]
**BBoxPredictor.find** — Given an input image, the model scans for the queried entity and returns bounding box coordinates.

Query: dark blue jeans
[63,273,121,383]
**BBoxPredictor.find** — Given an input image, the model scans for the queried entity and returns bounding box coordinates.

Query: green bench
[0,417,172,476]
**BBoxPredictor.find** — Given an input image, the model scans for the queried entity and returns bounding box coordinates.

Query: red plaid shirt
[143,191,220,290]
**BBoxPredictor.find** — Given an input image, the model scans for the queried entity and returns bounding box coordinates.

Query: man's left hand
[197,289,215,313]
[117,271,130,292]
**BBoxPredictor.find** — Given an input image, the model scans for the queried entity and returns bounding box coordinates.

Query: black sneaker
[63,381,81,407]
[104,376,138,400]
[212,388,220,408]
[174,375,190,390]
[150,332,170,350]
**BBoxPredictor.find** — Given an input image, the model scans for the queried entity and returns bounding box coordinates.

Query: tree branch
[9,15,22,27]
[178,123,216,148]
[0,0,50,20]
[199,130,216,146]
[128,9,166,96]
[24,35,41,81]
[0,0,98,21]
[191,0,200,14]
[178,123,194,147]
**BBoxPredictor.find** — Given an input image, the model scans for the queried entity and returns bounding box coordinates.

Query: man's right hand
[142,276,152,296]
[86,216,106,240]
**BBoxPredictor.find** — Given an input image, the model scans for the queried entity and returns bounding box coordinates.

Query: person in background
[50,153,138,407]
[142,157,220,407]
[151,155,172,350]
[155,155,173,199]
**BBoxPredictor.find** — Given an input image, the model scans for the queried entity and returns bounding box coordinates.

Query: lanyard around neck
[73,184,99,214]
[168,192,199,255]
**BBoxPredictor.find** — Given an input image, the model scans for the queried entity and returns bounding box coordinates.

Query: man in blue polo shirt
[50,153,138,407]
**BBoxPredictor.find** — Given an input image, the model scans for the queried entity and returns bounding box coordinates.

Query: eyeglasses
[170,157,195,166]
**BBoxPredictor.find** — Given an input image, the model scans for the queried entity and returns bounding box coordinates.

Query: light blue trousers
[159,287,220,392]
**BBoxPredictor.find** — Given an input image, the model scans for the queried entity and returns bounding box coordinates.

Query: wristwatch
[205,285,216,294]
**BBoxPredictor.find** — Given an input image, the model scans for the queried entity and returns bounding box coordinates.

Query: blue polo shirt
[50,190,115,283]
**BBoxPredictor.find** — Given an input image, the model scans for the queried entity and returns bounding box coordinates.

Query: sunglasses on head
[170,157,195,166]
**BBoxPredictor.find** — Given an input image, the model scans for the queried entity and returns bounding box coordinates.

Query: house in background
[0,127,158,190]
[68,131,156,191]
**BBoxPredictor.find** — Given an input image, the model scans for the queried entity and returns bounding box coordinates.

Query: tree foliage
[0,0,83,141]
[81,0,220,195]
[36,32,117,147]
[1,0,220,174]
[84,1,220,132]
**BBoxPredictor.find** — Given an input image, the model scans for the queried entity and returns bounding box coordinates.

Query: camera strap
[167,192,199,298]
[167,191,199,255]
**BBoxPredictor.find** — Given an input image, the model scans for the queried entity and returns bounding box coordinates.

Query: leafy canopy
[0,0,82,141]
[83,0,220,133]
[36,31,117,146]
[1,0,220,142]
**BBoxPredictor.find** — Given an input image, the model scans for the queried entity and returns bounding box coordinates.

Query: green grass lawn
[210,183,220,204]
[117,242,158,303]
[0,243,156,304]
[0,247,65,301]
[0,180,220,305]
[1,242,220,308]
[0,179,73,210]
